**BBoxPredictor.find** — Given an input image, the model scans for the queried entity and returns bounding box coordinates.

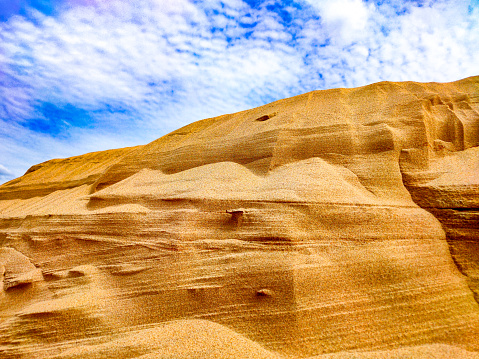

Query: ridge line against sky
[0,0,478,183]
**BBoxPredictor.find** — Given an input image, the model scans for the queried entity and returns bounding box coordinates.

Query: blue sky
[0,0,478,183]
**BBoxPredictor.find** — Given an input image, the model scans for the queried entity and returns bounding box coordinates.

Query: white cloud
[305,0,375,44]
[0,164,14,177]
[366,0,479,83]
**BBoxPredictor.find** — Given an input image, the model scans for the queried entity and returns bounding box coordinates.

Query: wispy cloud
[0,0,478,183]
[0,164,14,184]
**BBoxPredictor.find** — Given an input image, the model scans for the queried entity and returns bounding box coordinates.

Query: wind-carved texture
[0,76,478,358]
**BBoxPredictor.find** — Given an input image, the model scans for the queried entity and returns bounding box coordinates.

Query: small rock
[256,289,274,297]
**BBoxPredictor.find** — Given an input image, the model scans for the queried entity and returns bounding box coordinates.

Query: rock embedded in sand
[0,76,478,358]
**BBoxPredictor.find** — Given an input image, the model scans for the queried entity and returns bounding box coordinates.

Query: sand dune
[0,76,478,358]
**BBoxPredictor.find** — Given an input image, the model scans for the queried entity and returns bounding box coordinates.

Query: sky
[0,0,478,184]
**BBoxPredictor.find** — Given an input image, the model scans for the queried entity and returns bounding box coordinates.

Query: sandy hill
[0,76,478,358]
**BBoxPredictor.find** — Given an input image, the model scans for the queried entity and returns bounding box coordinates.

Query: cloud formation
[0,0,478,183]
[0,164,14,176]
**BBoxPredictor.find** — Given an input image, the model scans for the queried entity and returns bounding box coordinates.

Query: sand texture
[0,76,478,358]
